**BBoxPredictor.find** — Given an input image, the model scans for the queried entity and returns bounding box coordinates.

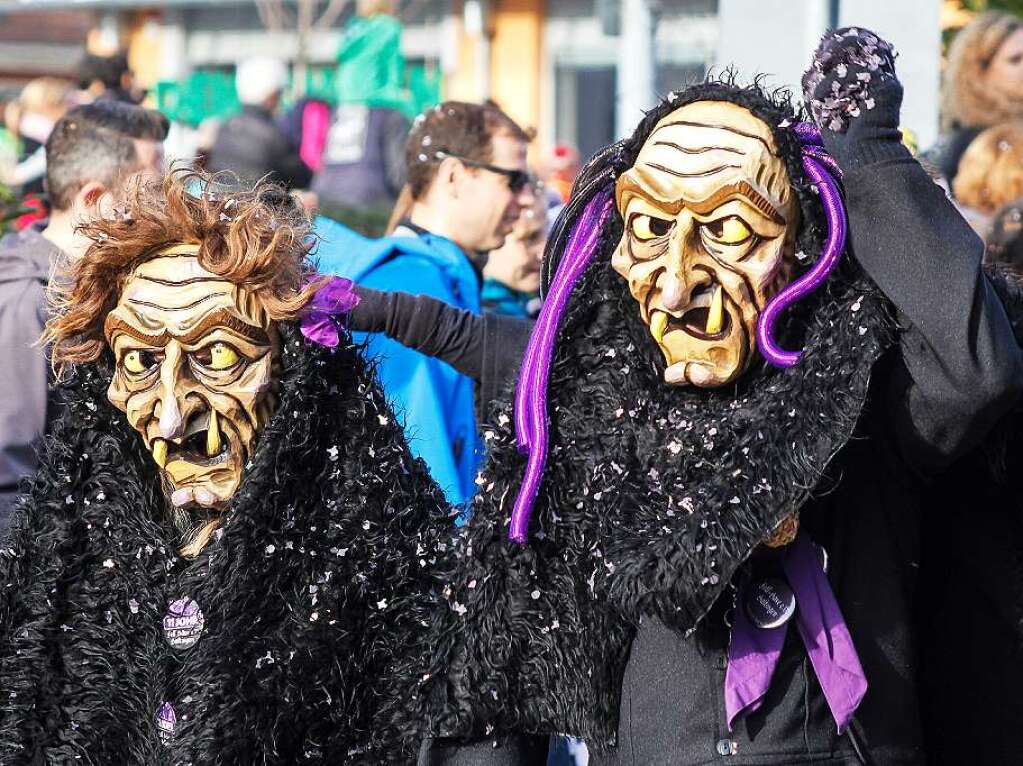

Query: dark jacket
[410,111,1023,765]
[914,270,1023,765]
[207,105,314,190]
[0,225,62,536]
[930,125,983,188]
[313,104,408,209]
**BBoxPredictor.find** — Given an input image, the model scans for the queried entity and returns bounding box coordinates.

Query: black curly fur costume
[0,322,453,765]
[412,80,910,753]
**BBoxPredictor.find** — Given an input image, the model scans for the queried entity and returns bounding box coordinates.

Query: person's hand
[801,27,908,169]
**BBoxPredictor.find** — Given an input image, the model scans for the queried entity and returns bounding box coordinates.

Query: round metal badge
[162,598,205,650]
[743,576,796,629]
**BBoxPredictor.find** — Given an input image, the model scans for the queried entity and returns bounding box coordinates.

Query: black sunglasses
[433,151,532,193]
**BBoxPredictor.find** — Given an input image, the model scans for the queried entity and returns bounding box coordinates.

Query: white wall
[714,0,941,148]
[838,0,941,148]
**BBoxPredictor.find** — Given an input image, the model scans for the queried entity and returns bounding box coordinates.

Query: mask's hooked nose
[659,226,691,312]
[156,346,186,440]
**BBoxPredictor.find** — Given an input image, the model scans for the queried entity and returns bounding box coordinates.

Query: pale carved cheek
[107,376,130,414]
[207,356,277,446]
[120,386,159,436]
[610,240,631,278]
[235,357,274,414]
[745,243,793,307]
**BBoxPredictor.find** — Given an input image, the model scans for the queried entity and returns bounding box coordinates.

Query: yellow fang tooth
[152,439,168,469]
[206,409,222,457]
[706,285,724,335]
[651,311,669,343]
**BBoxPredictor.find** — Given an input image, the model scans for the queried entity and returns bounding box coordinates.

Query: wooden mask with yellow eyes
[611,101,800,387]
[103,245,279,514]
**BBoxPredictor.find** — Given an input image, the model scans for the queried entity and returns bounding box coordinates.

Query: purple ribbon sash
[725,532,867,733]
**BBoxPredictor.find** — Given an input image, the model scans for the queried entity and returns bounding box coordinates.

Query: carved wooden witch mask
[104,245,279,513]
[611,101,800,387]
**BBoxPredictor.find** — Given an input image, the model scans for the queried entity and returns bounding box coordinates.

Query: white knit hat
[235,57,288,106]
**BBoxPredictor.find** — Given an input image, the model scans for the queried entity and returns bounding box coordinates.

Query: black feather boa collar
[416,230,899,749]
[0,324,453,765]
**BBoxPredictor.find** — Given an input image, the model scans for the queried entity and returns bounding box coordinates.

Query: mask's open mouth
[151,410,232,469]
[650,283,731,343]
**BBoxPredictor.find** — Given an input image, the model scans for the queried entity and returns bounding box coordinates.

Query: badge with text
[162,597,205,650]
[156,701,176,744]
[743,576,796,629]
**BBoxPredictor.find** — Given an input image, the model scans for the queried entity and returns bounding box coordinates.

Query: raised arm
[350,286,533,416]
[803,28,1023,469]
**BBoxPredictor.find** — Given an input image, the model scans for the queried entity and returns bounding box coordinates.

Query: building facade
[0,0,941,156]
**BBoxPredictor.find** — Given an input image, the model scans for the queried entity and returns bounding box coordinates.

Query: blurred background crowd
[0,0,1021,269]
[2,2,1023,763]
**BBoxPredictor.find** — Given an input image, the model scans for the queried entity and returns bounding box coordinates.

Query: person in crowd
[985,197,1023,271]
[934,11,1023,187]
[313,0,410,218]
[0,168,453,763]
[481,191,546,319]
[2,77,72,195]
[0,100,167,537]
[952,121,1023,235]
[206,57,313,190]
[316,101,534,510]
[77,52,141,104]
[408,29,1023,765]
[280,96,332,176]
[546,142,580,204]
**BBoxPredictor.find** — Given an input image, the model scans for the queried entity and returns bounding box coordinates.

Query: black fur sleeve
[351,287,487,380]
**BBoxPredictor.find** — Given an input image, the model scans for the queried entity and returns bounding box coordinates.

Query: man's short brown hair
[45,101,169,211]
[404,101,530,199]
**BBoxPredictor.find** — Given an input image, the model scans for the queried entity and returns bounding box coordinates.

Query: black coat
[915,269,1023,765]
[413,92,1023,765]
[0,323,453,764]
[930,125,983,187]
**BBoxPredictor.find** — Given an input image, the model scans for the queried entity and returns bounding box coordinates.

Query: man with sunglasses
[319,100,534,514]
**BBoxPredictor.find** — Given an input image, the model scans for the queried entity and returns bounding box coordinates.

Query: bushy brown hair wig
[45,166,320,373]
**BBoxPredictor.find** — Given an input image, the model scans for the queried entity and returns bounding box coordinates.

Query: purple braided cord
[794,122,822,144]
[801,144,842,179]
[514,198,599,451]
[509,190,614,543]
[756,124,847,367]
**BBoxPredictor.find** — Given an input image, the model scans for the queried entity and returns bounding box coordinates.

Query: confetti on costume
[0,170,452,764]
[416,32,1023,765]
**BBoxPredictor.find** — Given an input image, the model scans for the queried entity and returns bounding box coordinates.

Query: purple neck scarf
[725,531,867,732]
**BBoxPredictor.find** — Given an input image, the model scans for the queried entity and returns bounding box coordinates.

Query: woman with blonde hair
[937,11,1023,185]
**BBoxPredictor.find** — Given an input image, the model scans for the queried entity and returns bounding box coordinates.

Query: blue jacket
[315,217,481,510]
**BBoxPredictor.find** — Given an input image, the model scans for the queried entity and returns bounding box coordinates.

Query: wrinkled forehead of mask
[623,100,793,215]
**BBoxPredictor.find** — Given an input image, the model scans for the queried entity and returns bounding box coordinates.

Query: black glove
[801,27,910,170]
[347,285,389,333]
